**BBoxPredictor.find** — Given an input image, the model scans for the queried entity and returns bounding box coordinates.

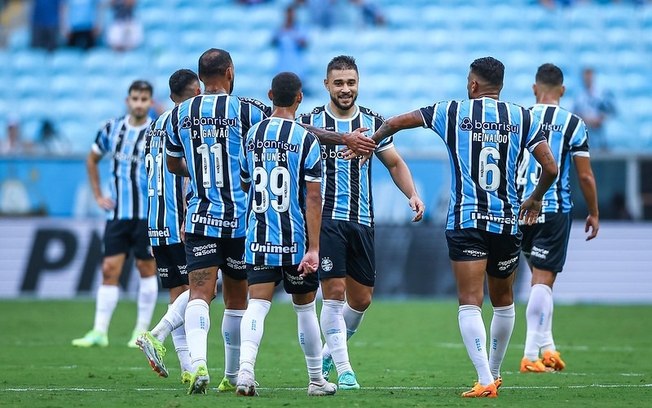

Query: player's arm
[86,149,114,210]
[376,147,424,222]
[370,110,424,144]
[166,155,190,177]
[300,124,375,155]
[519,142,558,225]
[299,181,322,277]
[574,156,599,240]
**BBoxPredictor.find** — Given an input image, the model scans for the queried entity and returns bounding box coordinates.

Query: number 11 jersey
[166,94,270,238]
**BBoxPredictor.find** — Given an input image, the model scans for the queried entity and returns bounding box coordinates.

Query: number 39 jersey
[166,94,270,238]
[517,104,589,214]
[144,110,185,246]
[239,118,322,266]
[420,97,546,235]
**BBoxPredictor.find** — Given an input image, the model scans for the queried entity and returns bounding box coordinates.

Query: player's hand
[585,214,599,241]
[341,127,375,156]
[409,196,425,222]
[298,249,319,277]
[519,196,542,226]
[95,196,115,210]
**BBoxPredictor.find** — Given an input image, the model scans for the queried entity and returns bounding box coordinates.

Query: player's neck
[326,102,356,119]
[271,107,296,120]
[128,114,148,127]
[473,92,500,100]
[204,87,228,95]
[536,98,560,106]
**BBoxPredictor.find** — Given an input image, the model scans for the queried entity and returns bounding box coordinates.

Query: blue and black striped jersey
[144,110,185,246]
[166,94,271,238]
[92,114,151,221]
[517,104,589,214]
[297,105,392,227]
[419,97,547,235]
[240,117,322,266]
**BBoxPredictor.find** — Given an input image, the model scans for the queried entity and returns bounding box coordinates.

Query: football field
[1,299,650,407]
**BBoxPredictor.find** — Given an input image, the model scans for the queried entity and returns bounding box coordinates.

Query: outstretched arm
[377,147,424,222]
[370,110,424,144]
[574,156,599,240]
[519,141,558,225]
[300,124,376,156]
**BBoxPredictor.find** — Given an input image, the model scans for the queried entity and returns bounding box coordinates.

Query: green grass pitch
[0,299,650,407]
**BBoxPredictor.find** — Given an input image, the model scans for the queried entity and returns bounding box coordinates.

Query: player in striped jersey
[369,57,559,398]
[518,63,599,373]
[299,55,425,390]
[135,69,201,383]
[165,49,271,395]
[73,80,159,349]
[236,72,336,397]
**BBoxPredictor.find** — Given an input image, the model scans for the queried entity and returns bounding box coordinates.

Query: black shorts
[318,219,375,287]
[184,233,247,280]
[445,228,521,278]
[103,219,153,260]
[246,264,319,294]
[152,243,189,289]
[520,212,572,274]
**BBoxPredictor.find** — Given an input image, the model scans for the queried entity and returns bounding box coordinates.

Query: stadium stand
[2,0,652,152]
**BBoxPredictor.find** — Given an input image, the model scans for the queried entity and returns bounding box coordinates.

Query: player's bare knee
[135,258,156,277]
[347,291,372,311]
[321,278,346,300]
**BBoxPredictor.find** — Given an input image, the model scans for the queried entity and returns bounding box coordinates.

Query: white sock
[239,299,271,375]
[343,302,365,339]
[525,284,553,360]
[322,302,365,360]
[223,309,245,384]
[135,275,159,333]
[541,286,556,352]
[185,299,210,369]
[458,304,493,386]
[488,304,515,379]
[295,300,326,382]
[320,299,352,376]
[171,324,192,372]
[93,284,119,334]
[151,289,189,342]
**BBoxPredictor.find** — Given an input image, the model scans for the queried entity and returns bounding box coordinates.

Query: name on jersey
[148,227,171,238]
[471,211,517,225]
[191,213,239,228]
[250,241,299,254]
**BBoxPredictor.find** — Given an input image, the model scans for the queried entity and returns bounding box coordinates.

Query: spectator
[272,6,308,91]
[30,0,63,51]
[349,0,385,26]
[36,119,71,155]
[106,0,143,52]
[294,0,336,29]
[0,117,33,155]
[573,68,616,151]
[64,0,101,50]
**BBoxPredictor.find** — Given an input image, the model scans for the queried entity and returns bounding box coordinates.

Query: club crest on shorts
[320,257,333,272]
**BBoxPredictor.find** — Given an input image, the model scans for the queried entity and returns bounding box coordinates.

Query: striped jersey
[419,97,547,235]
[517,103,589,213]
[92,114,151,220]
[297,105,392,227]
[166,94,270,238]
[144,110,185,246]
[240,117,322,266]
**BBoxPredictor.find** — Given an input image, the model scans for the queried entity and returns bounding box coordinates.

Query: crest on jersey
[320,257,333,272]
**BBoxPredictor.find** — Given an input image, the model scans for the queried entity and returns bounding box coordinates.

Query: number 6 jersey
[419,97,547,235]
[239,118,322,266]
[166,94,270,238]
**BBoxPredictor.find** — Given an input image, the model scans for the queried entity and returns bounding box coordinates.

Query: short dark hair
[327,55,358,75]
[128,80,153,96]
[536,63,564,87]
[470,57,504,87]
[169,69,198,97]
[271,72,302,107]
[198,48,232,79]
